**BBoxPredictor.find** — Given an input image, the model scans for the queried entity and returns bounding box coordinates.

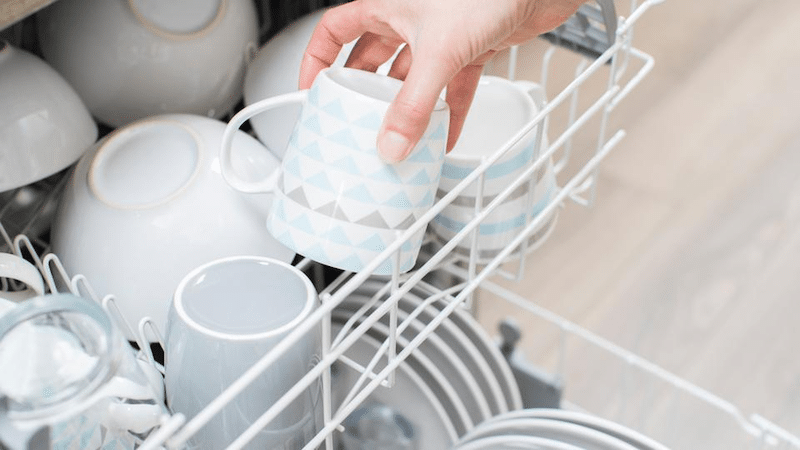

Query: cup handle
[220,90,308,194]
[0,253,45,302]
[513,80,547,110]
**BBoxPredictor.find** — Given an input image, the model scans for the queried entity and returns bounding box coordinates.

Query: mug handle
[513,80,547,110]
[220,90,308,194]
[0,253,45,303]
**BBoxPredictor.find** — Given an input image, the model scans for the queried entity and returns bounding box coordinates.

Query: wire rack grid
[4,0,798,449]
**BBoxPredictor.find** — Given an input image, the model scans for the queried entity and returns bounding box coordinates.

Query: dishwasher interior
[1,0,799,448]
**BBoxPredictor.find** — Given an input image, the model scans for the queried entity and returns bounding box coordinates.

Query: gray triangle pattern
[286,186,311,208]
[355,210,391,228]
[396,214,417,229]
[315,201,338,216]
[334,205,352,223]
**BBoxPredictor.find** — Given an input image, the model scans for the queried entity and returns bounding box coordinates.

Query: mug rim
[0,294,117,421]
[0,252,45,296]
[444,75,539,164]
[320,67,450,113]
[172,256,317,341]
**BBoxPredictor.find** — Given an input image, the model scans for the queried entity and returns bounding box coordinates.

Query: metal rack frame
[4,0,800,448]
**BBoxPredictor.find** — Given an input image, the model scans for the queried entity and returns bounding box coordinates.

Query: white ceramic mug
[0,252,46,304]
[430,77,558,263]
[243,8,396,161]
[222,67,449,275]
[165,256,322,449]
[51,114,295,341]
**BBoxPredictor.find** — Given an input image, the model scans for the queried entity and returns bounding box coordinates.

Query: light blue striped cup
[430,77,557,263]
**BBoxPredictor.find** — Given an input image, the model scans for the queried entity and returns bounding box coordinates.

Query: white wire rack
[3,0,800,449]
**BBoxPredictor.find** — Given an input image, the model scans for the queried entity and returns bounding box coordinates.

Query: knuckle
[392,97,432,127]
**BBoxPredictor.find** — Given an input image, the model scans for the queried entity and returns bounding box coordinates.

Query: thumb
[378,51,454,163]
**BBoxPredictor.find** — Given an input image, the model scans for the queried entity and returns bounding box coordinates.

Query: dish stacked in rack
[331,279,672,450]
[332,279,523,449]
[453,409,670,450]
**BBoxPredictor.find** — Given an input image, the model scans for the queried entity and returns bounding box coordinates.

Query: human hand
[299,0,585,162]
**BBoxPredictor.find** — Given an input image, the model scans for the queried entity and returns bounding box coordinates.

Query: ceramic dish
[455,434,584,450]
[243,8,395,159]
[410,282,524,410]
[442,179,560,264]
[331,310,473,436]
[431,77,558,264]
[37,0,259,127]
[356,279,509,416]
[459,417,639,450]
[51,114,294,339]
[0,42,97,192]
[339,287,493,426]
[0,298,14,317]
[331,321,458,450]
[489,409,670,450]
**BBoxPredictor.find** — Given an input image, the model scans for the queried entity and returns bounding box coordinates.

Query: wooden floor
[475,0,800,445]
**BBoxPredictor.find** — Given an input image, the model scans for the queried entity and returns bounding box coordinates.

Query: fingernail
[378,131,412,163]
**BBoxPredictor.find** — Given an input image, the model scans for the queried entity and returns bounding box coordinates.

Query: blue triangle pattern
[383,191,412,208]
[407,169,431,185]
[80,427,94,448]
[300,141,323,161]
[284,155,303,177]
[352,111,382,130]
[405,144,435,163]
[376,259,393,275]
[429,122,447,140]
[272,196,287,222]
[307,86,319,107]
[307,171,334,191]
[301,113,322,135]
[344,184,376,204]
[325,226,352,246]
[327,128,361,151]
[331,155,361,175]
[290,213,316,235]
[322,99,348,122]
[415,190,434,208]
[401,239,413,252]
[370,165,402,184]
[276,231,296,251]
[401,256,415,271]
[358,233,386,252]
[303,242,330,264]
[336,253,363,272]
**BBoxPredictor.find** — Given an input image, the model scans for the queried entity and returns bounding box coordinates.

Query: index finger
[299,2,368,89]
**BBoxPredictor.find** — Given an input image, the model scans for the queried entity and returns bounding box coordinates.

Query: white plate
[331,311,474,436]
[340,286,494,425]
[355,279,509,415]
[331,321,458,450]
[456,434,585,450]
[410,282,524,410]
[460,417,639,450]
[489,409,670,450]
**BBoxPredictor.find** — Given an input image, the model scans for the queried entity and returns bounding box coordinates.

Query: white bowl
[244,9,394,160]
[36,0,259,128]
[51,114,294,339]
[0,42,97,192]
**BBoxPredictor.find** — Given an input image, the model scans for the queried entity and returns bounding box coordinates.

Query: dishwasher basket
[2,0,799,448]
